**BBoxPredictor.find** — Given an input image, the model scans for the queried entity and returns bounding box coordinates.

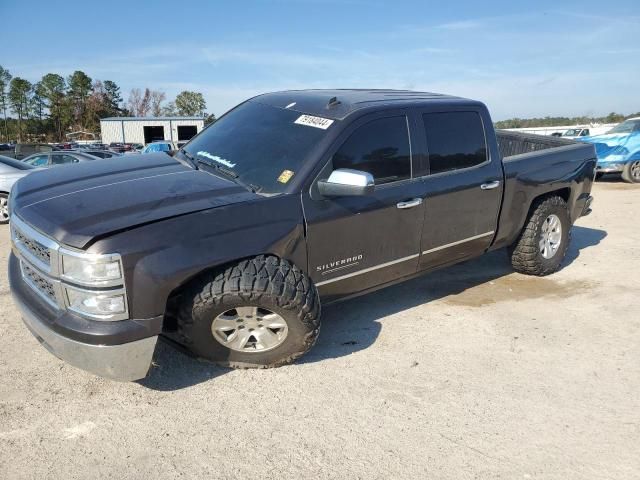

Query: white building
[100,117,205,145]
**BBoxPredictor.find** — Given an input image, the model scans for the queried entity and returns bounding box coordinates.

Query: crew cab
[7,90,596,381]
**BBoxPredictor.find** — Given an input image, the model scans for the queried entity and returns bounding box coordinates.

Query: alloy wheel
[539,214,562,259]
[211,306,288,353]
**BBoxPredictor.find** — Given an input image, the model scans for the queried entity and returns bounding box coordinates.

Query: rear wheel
[621,160,640,183]
[0,193,9,225]
[509,196,571,276]
[176,255,321,368]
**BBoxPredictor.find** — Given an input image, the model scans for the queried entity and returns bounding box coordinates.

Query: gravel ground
[0,180,638,480]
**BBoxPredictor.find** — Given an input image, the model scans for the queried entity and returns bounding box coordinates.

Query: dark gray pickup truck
[8,90,596,381]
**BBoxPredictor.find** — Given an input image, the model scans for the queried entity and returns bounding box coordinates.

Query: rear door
[416,109,503,269]
[302,111,425,301]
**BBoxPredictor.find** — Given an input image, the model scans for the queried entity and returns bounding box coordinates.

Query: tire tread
[176,255,320,368]
[509,196,569,276]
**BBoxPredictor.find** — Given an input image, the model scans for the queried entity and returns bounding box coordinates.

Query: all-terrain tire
[0,192,9,225]
[0,193,9,225]
[509,196,571,276]
[176,255,321,368]
[621,160,640,183]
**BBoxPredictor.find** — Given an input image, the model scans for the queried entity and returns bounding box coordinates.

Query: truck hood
[12,153,258,249]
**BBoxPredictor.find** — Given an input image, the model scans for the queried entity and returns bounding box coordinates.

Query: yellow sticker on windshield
[277,170,295,184]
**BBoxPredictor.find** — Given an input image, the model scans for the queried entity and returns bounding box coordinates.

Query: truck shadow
[139,225,606,391]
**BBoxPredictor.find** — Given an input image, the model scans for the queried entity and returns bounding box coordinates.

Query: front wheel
[509,196,571,276]
[176,255,321,368]
[0,193,9,225]
[621,160,640,183]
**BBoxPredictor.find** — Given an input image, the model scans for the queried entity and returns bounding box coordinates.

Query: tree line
[0,65,214,143]
[494,112,640,129]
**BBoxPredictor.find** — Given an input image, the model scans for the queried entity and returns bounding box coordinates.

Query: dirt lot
[0,181,638,480]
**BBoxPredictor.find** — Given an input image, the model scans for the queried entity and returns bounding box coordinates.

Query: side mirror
[317,168,375,197]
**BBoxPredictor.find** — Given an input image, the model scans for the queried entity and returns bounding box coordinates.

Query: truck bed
[496,129,577,159]
[491,130,597,251]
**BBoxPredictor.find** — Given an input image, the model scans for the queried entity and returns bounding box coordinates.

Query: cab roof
[251,89,479,120]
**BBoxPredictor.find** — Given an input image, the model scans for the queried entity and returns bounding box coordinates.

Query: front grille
[13,227,51,266]
[20,261,58,305]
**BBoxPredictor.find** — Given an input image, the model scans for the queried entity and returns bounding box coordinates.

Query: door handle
[396,198,423,209]
[480,181,500,190]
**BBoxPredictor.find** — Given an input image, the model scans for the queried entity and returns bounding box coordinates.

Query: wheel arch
[530,187,571,209]
[492,186,573,251]
[521,187,572,232]
[162,252,307,333]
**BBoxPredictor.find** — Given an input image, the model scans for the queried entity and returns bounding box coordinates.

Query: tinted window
[51,154,79,165]
[423,112,487,175]
[183,101,331,194]
[24,154,49,166]
[333,116,410,184]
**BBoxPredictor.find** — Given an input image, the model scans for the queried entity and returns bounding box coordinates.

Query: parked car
[0,155,38,224]
[577,117,640,183]
[6,143,57,160]
[140,141,178,154]
[109,142,131,153]
[8,89,595,381]
[22,150,101,167]
[77,149,123,159]
[562,128,590,138]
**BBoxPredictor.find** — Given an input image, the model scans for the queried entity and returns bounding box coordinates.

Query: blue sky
[1,0,639,120]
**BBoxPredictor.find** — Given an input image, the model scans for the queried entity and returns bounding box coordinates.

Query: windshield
[0,155,36,170]
[182,101,332,194]
[609,120,640,134]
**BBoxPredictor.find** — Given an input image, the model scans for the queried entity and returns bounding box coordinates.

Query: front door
[416,110,503,269]
[302,112,425,301]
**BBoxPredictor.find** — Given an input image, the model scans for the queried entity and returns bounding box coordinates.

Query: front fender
[90,195,307,319]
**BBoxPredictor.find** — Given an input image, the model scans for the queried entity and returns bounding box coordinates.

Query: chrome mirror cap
[318,168,375,197]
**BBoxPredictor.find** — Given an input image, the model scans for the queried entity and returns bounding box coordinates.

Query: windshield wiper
[177,149,198,169]
[196,158,260,193]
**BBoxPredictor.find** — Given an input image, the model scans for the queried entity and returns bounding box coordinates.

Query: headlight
[60,250,123,287]
[65,286,127,320]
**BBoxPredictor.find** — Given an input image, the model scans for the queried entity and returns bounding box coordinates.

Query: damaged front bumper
[9,253,161,381]
[14,291,158,381]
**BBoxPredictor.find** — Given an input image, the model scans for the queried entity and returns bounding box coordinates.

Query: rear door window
[422,112,487,175]
[332,116,411,185]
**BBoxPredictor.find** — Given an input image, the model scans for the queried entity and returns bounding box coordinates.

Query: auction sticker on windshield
[294,114,334,130]
[277,169,295,184]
